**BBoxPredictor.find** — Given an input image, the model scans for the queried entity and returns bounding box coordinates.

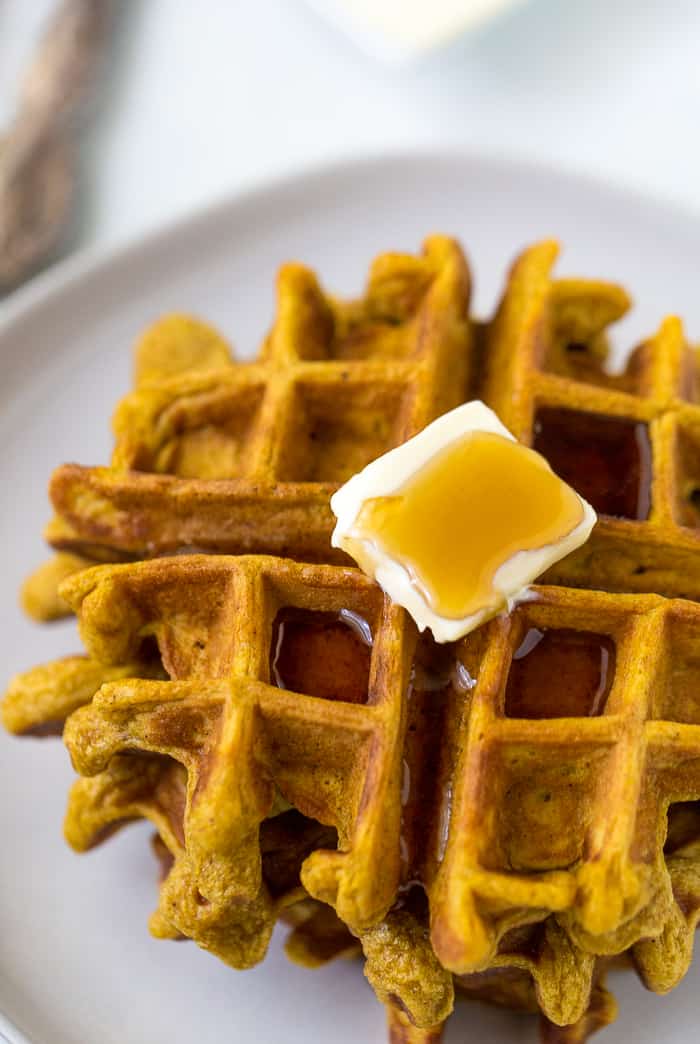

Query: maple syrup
[533,407,652,520]
[349,431,585,621]
[399,637,474,883]
[270,607,372,704]
[505,627,615,719]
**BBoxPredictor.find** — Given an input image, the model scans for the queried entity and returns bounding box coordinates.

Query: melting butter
[351,431,585,618]
[331,401,596,642]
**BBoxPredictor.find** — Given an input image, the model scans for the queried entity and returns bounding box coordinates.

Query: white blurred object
[306,0,527,60]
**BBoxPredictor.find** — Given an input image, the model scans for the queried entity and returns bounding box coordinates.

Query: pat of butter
[330,401,596,642]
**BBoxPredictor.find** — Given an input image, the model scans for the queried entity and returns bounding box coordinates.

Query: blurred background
[2,0,700,296]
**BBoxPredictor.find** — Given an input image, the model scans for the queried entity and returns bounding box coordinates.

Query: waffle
[6,238,700,1043]
[7,553,700,1040]
[26,238,700,624]
[33,236,471,589]
[483,241,700,600]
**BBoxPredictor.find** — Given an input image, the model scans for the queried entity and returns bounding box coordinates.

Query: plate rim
[2,145,699,339]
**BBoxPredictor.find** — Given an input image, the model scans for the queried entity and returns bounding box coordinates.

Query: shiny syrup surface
[270,607,372,704]
[533,406,652,520]
[399,637,475,883]
[351,430,584,620]
[505,627,616,719]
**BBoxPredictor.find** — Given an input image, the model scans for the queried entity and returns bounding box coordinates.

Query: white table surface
[2,0,700,272]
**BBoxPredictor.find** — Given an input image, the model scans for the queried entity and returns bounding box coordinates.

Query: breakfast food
[4,238,700,1043]
[25,234,472,623]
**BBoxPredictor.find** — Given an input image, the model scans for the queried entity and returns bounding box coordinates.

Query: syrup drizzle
[533,407,652,521]
[505,627,615,719]
[399,637,474,884]
[350,431,585,621]
[270,608,373,704]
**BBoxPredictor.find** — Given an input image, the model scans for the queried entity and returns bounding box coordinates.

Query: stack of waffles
[4,236,700,1044]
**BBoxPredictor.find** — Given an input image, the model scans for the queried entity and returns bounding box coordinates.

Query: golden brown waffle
[7,553,700,1040]
[28,237,700,624]
[38,236,471,578]
[7,238,700,1043]
[482,241,700,600]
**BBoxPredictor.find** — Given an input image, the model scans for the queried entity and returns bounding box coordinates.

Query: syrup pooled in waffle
[480,240,700,600]
[37,236,471,580]
[9,553,699,1040]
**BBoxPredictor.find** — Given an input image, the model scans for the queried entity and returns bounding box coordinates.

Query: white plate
[1,151,699,1044]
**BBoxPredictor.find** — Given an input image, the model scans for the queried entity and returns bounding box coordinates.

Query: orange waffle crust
[4,238,700,1044]
[20,238,700,620]
[34,236,471,584]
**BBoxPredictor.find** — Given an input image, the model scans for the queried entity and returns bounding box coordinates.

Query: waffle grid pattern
[33,554,700,1030]
[482,241,700,600]
[44,236,472,565]
[37,238,700,610]
[7,237,700,1043]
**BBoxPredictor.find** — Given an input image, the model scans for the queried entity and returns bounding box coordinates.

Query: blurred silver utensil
[0,1000,34,1043]
[0,0,114,292]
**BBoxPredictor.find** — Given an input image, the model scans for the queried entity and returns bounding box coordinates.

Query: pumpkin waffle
[481,241,700,600]
[6,238,700,1044]
[25,238,700,626]
[7,553,700,1041]
[28,235,471,610]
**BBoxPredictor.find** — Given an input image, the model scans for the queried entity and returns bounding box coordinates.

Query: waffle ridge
[41,236,472,576]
